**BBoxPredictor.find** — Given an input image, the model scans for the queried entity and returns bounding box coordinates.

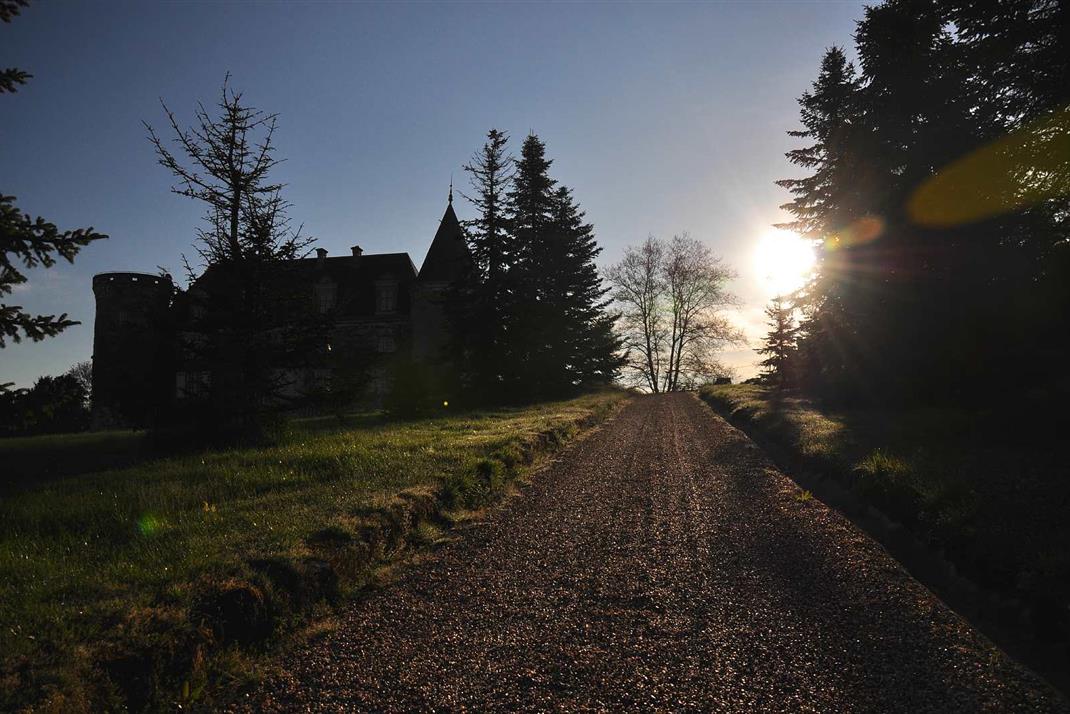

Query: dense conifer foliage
[456,129,515,398]
[779,0,1070,407]
[0,1,31,94]
[757,296,798,387]
[455,132,622,402]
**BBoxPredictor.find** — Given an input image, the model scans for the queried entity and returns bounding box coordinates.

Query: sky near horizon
[1,0,867,389]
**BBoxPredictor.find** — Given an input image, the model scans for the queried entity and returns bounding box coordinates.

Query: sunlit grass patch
[854,448,911,478]
[0,389,628,711]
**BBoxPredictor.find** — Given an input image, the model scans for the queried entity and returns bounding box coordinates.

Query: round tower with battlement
[91,272,174,429]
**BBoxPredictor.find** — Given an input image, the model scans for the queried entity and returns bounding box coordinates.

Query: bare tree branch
[606,234,741,392]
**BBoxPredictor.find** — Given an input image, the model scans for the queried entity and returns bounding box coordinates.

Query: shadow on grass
[699,384,1070,651]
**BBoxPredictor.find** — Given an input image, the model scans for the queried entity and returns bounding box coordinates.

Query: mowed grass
[0,390,626,702]
[699,385,1070,621]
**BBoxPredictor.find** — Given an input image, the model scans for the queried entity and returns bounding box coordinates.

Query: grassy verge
[0,390,629,711]
[699,385,1070,648]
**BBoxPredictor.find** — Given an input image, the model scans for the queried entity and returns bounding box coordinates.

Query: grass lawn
[699,385,1070,639]
[0,429,149,494]
[0,390,627,710]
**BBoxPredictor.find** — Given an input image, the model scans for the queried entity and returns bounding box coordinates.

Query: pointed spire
[448,175,453,205]
[419,191,471,283]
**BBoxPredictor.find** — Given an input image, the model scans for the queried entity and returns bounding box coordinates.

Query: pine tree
[0,1,31,94]
[502,134,557,398]
[495,133,623,398]
[546,185,623,390]
[757,296,798,388]
[1,197,106,348]
[456,129,515,398]
[463,129,514,284]
[147,77,315,440]
[775,46,864,239]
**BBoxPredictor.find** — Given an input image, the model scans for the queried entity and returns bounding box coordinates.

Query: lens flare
[828,215,884,249]
[137,514,163,536]
[909,105,1070,227]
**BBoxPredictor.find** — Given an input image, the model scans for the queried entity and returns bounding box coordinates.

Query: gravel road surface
[236,393,1066,712]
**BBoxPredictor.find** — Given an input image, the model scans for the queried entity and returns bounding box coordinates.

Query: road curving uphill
[235,393,1066,712]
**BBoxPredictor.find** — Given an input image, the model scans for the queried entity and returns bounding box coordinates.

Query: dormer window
[375,282,397,314]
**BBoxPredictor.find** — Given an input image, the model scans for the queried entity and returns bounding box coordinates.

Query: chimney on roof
[316,247,327,266]
[351,245,363,258]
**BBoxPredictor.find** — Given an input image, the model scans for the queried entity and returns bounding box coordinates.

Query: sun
[754,228,816,297]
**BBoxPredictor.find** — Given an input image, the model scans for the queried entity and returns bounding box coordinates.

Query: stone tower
[91,272,174,429]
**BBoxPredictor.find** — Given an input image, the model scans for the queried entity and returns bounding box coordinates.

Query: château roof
[418,197,472,283]
[186,251,418,322]
[171,194,466,322]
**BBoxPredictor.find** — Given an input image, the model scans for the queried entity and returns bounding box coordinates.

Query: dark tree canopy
[777,0,1070,407]
[452,131,622,402]
[455,129,516,397]
[0,366,91,436]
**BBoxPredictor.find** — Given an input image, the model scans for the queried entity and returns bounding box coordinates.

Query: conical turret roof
[418,194,471,283]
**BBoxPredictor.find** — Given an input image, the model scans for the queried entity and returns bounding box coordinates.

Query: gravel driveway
[235,393,1066,712]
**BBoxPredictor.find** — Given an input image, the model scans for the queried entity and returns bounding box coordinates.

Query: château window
[375,282,397,314]
[176,371,209,399]
[315,280,337,314]
[377,335,396,353]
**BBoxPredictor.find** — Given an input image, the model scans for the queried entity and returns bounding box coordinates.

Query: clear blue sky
[1,0,866,388]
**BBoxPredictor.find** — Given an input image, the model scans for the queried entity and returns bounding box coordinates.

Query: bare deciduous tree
[606,233,740,392]
[606,236,665,392]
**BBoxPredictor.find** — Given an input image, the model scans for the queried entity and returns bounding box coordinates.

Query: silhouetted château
[91,196,471,428]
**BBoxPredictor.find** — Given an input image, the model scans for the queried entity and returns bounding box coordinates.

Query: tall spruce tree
[500,133,621,399]
[463,129,514,285]
[775,47,864,239]
[546,185,623,390]
[503,134,557,398]
[776,47,865,397]
[457,129,515,398]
